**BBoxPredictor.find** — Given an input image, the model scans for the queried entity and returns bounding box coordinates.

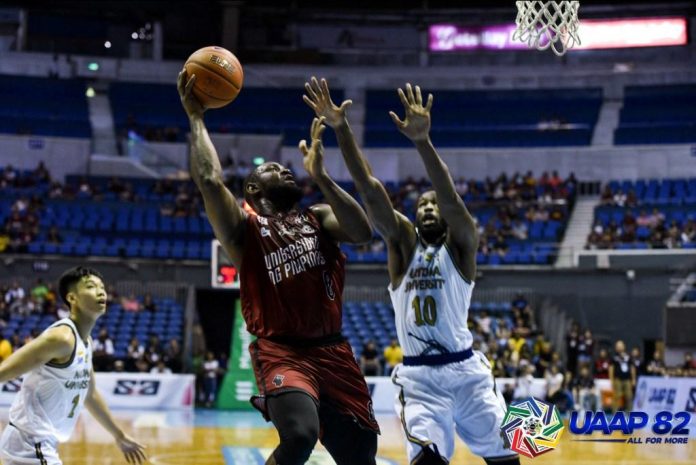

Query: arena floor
[2,410,694,465]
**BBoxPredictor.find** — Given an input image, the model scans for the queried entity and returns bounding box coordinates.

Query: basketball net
[513,1,581,56]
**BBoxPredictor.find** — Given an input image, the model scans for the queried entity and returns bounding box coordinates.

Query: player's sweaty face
[257,162,295,190]
[75,275,107,314]
[415,191,443,230]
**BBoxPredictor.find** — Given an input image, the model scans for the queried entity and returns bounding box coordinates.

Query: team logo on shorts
[500,397,564,458]
[272,374,285,387]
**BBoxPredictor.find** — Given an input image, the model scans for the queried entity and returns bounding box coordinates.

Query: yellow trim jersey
[388,239,474,358]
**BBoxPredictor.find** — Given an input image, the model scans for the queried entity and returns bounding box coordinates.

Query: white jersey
[9,318,92,442]
[388,239,474,357]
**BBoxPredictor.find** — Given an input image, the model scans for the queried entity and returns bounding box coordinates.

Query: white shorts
[0,424,61,465]
[391,350,518,463]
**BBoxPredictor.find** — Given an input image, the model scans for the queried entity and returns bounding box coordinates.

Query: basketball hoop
[513,1,581,56]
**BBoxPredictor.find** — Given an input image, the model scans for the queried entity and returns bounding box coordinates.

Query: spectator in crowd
[151,360,172,375]
[142,293,157,313]
[630,346,645,377]
[577,329,595,365]
[571,364,598,414]
[646,349,666,376]
[514,365,535,401]
[610,340,636,413]
[202,351,220,408]
[566,322,580,374]
[113,360,126,373]
[46,226,63,244]
[360,340,381,376]
[502,383,515,405]
[382,339,403,376]
[121,293,142,312]
[476,310,492,337]
[126,337,144,372]
[4,281,25,305]
[164,338,182,373]
[144,343,162,369]
[594,348,611,379]
[683,352,695,371]
[545,364,564,401]
[30,278,49,305]
[93,328,115,371]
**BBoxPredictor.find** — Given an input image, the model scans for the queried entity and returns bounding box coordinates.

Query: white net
[513,1,581,56]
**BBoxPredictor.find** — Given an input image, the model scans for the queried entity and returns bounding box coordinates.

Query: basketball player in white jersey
[304,77,520,465]
[0,266,146,465]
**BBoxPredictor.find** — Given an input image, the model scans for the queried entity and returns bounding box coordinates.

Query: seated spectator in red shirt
[594,348,611,379]
[121,293,142,312]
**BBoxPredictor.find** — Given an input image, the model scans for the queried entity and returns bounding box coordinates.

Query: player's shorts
[249,334,380,434]
[0,423,61,465]
[392,350,518,462]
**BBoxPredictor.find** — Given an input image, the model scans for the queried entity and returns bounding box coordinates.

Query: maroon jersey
[240,208,345,339]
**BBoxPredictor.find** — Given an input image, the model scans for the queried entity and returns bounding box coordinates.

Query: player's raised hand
[389,83,433,142]
[177,68,206,118]
[303,76,352,129]
[116,434,147,464]
[299,116,327,180]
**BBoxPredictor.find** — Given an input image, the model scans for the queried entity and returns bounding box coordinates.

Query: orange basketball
[184,46,243,109]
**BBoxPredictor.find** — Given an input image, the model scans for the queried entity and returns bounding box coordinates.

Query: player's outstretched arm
[303,77,416,282]
[391,83,478,278]
[178,69,246,267]
[0,326,74,383]
[85,375,147,464]
[300,115,372,244]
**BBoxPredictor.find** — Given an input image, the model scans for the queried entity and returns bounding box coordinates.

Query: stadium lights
[104,41,111,49]
[87,62,99,71]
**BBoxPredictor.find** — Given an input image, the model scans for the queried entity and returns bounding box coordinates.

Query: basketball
[184,46,243,109]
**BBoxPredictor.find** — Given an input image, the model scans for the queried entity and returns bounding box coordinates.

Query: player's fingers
[176,69,185,94]
[425,93,434,112]
[123,450,133,464]
[389,111,405,128]
[315,122,326,140]
[415,85,423,106]
[406,83,415,105]
[320,78,332,100]
[310,116,318,134]
[302,94,318,111]
[304,82,319,102]
[397,88,409,109]
[339,99,353,112]
[311,76,322,98]
[313,117,326,138]
[184,74,196,97]
[298,139,308,156]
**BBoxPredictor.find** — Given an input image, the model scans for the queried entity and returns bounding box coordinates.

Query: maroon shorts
[250,336,380,434]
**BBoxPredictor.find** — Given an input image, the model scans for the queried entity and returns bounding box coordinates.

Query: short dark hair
[58,266,104,306]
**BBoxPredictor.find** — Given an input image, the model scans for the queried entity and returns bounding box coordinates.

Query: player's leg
[319,402,378,465]
[249,339,323,465]
[392,365,455,464]
[452,354,519,465]
[266,391,320,465]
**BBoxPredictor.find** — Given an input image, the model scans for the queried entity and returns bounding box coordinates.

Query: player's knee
[484,455,520,465]
[411,445,448,465]
[280,423,319,461]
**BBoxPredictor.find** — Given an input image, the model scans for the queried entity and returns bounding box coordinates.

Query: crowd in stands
[1,162,576,264]
[588,182,696,250]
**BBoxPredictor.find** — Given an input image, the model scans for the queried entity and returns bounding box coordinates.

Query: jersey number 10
[412,296,437,326]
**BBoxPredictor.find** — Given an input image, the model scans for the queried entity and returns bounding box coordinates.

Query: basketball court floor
[2,409,693,465]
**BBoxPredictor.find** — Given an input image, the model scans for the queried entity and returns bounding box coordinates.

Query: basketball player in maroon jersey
[178,70,379,465]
